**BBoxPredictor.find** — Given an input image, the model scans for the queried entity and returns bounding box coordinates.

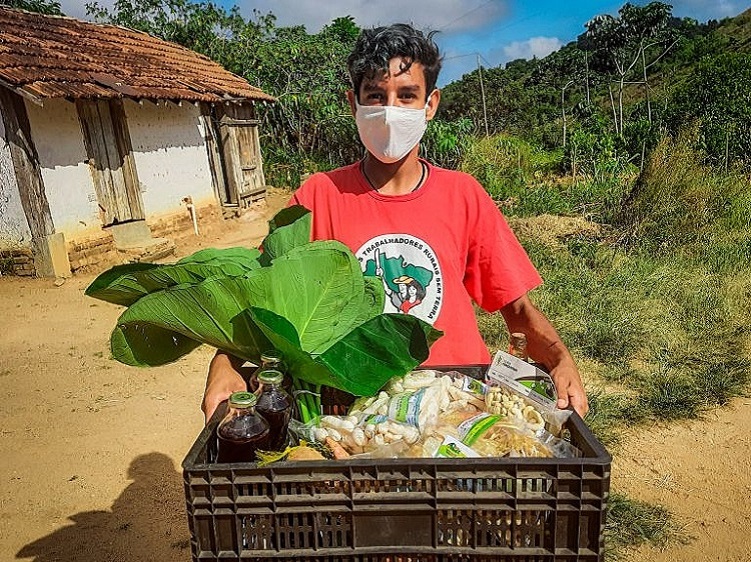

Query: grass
[469,131,751,556]
[604,493,688,560]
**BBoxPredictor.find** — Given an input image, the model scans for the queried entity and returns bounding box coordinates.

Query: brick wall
[67,233,118,273]
[0,247,35,276]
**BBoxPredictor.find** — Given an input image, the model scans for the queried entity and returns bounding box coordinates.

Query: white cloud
[501,36,562,62]
[236,0,509,33]
[670,0,747,19]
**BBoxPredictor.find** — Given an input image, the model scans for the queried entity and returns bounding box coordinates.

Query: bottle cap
[228,391,257,408]
[257,369,284,385]
[260,349,283,364]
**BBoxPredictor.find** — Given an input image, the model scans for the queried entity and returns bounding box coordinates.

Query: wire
[436,0,499,32]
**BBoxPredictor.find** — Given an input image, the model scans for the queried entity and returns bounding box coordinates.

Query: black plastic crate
[182,365,611,561]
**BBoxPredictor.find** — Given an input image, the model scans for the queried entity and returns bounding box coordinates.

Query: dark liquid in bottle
[256,393,292,450]
[216,418,270,463]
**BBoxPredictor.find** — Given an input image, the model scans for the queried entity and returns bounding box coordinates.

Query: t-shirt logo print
[356,234,444,323]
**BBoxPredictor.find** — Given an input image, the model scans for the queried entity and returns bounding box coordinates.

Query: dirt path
[1,193,749,562]
[613,400,751,561]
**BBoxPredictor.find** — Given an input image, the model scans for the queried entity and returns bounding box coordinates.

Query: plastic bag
[452,412,581,458]
[289,413,421,456]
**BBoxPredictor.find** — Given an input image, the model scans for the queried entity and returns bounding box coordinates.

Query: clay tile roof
[0,7,276,104]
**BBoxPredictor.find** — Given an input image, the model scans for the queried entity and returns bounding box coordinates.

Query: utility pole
[477,54,489,137]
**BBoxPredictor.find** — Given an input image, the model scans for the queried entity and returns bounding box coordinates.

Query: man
[202,23,588,421]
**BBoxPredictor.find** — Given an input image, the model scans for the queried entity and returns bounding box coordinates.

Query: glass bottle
[508,332,529,361]
[255,369,293,451]
[247,349,290,392]
[216,391,271,463]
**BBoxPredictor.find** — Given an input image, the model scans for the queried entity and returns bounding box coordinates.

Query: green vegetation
[86,209,440,396]
[605,493,687,559]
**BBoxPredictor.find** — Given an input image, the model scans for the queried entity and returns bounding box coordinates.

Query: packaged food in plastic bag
[289,413,421,457]
[453,412,580,458]
[485,352,573,435]
[352,376,451,432]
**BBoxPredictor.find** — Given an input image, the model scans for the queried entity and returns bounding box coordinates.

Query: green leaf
[259,205,312,265]
[107,240,371,366]
[245,307,443,396]
[245,307,341,388]
[110,277,274,366]
[111,322,203,367]
[94,210,443,394]
[246,240,369,353]
[317,313,443,396]
[86,247,262,307]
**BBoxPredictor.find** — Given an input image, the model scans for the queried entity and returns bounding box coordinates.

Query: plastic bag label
[457,412,501,446]
[388,387,426,427]
[360,414,388,425]
[486,351,557,409]
[434,436,480,458]
[461,376,488,396]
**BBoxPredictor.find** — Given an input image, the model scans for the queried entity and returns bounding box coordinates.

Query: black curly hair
[347,23,442,103]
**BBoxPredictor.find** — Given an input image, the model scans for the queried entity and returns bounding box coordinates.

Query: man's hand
[500,294,589,418]
[549,362,589,418]
[202,351,247,424]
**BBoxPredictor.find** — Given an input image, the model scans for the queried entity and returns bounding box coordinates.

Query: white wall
[124,100,216,216]
[25,98,101,238]
[0,103,33,250]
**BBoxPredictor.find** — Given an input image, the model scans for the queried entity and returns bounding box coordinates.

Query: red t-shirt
[290,160,542,366]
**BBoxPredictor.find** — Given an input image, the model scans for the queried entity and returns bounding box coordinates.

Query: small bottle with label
[216,391,271,463]
[255,369,293,451]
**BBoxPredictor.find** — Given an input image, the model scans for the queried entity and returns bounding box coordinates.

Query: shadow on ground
[17,452,191,562]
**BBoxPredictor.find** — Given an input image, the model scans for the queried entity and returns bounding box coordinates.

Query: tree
[582,2,675,135]
[668,53,751,169]
[0,0,62,15]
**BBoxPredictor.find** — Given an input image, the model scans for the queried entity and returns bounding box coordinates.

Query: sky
[60,0,750,86]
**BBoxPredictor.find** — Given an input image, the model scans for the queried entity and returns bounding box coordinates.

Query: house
[0,7,276,277]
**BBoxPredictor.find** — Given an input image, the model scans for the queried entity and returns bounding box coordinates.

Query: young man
[202,23,588,421]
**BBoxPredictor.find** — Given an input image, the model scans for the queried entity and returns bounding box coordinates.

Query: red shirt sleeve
[462,184,542,312]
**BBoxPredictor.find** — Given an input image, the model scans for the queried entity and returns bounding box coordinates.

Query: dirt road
[1,193,749,562]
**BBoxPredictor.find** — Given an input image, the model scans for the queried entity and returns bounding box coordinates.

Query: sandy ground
[1,190,750,562]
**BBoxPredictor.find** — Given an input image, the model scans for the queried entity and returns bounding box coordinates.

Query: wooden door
[77,99,144,225]
[217,103,266,206]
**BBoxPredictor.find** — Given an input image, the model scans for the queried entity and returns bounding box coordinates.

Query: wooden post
[0,87,54,240]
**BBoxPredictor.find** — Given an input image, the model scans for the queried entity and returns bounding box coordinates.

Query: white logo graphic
[355,234,443,322]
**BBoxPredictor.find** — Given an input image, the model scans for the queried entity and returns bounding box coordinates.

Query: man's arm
[499,294,588,417]
[201,350,247,424]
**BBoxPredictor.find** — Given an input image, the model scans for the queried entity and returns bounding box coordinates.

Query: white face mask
[355,98,430,163]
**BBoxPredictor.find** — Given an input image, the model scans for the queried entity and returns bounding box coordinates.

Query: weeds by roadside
[471,131,751,557]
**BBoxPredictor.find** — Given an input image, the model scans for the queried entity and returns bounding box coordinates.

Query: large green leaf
[245,240,372,353]
[244,307,342,389]
[258,205,312,265]
[108,240,376,366]
[94,207,443,394]
[110,276,274,366]
[246,307,443,396]
[86,247,262,307]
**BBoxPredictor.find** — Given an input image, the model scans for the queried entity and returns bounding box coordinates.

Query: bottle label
[387,388,426,427]
[457,412,501,446]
